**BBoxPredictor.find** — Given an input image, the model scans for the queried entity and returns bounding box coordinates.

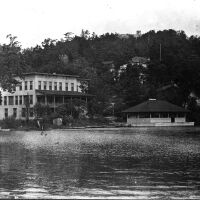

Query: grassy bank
[0,116,115,131]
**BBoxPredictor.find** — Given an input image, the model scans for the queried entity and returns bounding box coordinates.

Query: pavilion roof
[122,99,189,113]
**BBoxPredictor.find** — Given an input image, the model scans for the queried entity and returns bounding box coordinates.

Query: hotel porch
[36,90,92,111]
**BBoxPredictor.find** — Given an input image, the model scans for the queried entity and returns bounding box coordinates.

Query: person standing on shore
[36,118,45,135]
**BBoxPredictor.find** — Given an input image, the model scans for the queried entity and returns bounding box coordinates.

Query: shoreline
[2,125,200,132]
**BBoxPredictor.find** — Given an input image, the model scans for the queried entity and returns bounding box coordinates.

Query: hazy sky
[0,0,200,48]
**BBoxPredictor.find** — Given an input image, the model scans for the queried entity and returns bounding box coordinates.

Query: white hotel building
[0,72,91,120]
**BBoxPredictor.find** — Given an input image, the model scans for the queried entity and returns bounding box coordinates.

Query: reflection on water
[0,127,200,199]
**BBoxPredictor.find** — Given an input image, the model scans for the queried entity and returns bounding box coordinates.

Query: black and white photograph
[0,0,200,199]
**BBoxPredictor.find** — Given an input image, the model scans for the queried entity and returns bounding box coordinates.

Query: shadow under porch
[35,90,93,112]
[36,95,88,106]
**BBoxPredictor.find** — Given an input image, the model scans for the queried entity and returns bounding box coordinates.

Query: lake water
[0,127,200,199]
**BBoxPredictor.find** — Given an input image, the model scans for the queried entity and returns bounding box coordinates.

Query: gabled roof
[122,99,189,113]
[102,61,114,65]
[131,57,150,64]
[157,83,178,92]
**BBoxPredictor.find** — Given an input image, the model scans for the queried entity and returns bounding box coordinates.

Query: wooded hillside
[1,29,200,122]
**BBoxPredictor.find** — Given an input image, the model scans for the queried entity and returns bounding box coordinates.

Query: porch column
[53,95,55,112]
[70,97,72,115]
[45,95,47,105]
[35,95,38,104]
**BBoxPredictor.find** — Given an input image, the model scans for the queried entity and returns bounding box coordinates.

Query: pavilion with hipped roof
[122,99,194,126]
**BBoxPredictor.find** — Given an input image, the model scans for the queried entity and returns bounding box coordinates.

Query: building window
[139,113,150,118]
[8,96,14,105]
[44,81,47,90]
[25,81,28,90]
[65,83,68,91]
[24,95,30,106]
[54,82,57,90]
[30,81,33,90]
[151,113,160,118]
[13,85,16,92]
[5,108,8,118]
[59,82,62,91]
[129,113,138,118]
[71,83,74,91]
[15,96,18,105]
[177,113,184,118]
[169,113,176,118]
[19,82,22,91]
[30,95,33,104]
[19,96,23,105]
[22,108,26,117]
[38,81,41,90]
[13,108,17,118]
[30,108,34,117]
[49,82,52,90]
[160,113,168,118]
[4,96,7,105]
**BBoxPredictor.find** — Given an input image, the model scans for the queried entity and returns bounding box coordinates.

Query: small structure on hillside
[130,56,150,67]
[102,61,115,73]
[122,99,194,126]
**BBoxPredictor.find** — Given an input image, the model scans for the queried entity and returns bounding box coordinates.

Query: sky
[0,0,200,48]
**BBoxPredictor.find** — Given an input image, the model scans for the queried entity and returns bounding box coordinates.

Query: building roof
[122,99,189,113]
[21,72,90,81]
[36,90,93,97]
[131,56,150,64]
[23,72,79,78]
[102,61,114,65]
[157,83,178,92]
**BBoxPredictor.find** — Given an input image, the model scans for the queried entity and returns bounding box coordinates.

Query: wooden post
[53,95,55,112]
[63,96,64,104]
[70,97,72,115]
[160,43,162,61]
[45,95,47,105]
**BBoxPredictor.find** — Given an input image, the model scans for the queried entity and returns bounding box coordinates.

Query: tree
[18,29,200,124]
[0,35,26,92]
[56,99,87,119]
[118,64,142,107]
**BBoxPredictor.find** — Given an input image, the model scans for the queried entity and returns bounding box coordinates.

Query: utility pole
[147,34,150,57]
[159,43,162,62]
[25,93,30,123]
[111,103,115,117]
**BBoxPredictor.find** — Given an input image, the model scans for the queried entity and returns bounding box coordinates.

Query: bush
[1,117,22,129]
[56,99,87,120]
[33,103,52,118]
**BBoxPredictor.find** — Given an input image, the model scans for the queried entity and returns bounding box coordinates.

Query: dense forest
[1,29,200,122]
